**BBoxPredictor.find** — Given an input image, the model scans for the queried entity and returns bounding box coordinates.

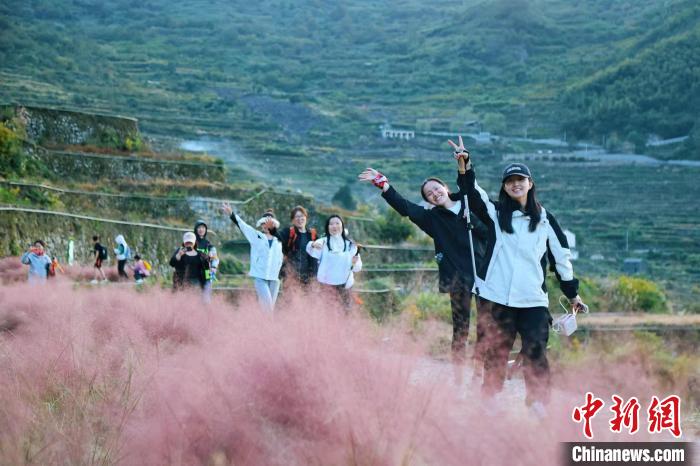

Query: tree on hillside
[332,183,357,211]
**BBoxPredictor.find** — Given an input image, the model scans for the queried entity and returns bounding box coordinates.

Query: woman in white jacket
[306,215,362,310]
[222,203,284,313]
[449,137,586,412]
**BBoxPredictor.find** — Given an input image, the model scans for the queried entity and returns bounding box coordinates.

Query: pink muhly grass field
[0,279,689,465]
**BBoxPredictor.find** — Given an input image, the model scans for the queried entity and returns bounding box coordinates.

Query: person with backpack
[113,234,130,280]
[91,235,108,284]
[221,203,284,313]
[277,206,319,288]
[21,240,53,285]
[131,254,151,284]
[305,215,363,311]
[449,137,587,415]
[193,219,219,302]
[170,232,209,292]
[358,156,488,365]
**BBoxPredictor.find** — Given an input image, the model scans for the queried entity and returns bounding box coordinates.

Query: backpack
[99,245,108,260]
[143,260,152,271]
[46,258,57,278]
[288,227,317,251]
[124,245,132,260]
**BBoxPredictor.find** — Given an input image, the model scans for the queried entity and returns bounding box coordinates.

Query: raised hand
[447,135,470,161]
[358,168,379,182]
[358,168,389,190]
[221,202,233,216]
[264,218,277,231]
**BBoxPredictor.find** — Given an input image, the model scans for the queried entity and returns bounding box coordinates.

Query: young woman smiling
[358,159,487,364]
[449,137,587,413]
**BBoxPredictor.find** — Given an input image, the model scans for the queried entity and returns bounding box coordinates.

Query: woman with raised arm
[221,203,284,313]
[358,158,486,365]
[448,136,587,415]
[305,214,362,311]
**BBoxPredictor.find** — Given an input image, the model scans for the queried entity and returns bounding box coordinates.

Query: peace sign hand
[447,135,470,162]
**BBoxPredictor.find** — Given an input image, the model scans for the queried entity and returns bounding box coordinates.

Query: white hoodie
[235,214,283,281]
[306,235,362,288]
[114,235,129,261]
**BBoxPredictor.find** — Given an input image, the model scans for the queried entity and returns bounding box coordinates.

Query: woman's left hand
[570,295,588,313]
[311,240,324,250]
[447,135,470,161]
[351,255,359,265]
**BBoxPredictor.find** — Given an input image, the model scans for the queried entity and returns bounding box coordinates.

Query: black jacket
[278,226,319,283]
[381,175,487,293]
[169,249,209,290]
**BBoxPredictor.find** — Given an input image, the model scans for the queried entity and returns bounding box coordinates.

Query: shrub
[360,277,400,322]
[611,276,668,313]
[0,123,27,177]
[375,209,413,244]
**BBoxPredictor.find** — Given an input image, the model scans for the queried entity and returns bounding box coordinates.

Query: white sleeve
[306,239,324,259]
[235,214,262,244]
[547,222,574,281]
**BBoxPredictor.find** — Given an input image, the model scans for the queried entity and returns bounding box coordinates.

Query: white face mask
[552,296,589,336]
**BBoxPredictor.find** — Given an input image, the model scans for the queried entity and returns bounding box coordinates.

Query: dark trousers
[479,299,552,404]
[449,289,472,363]
[117,260,129,279]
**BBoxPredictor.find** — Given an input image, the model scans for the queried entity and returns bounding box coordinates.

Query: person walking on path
[113,234,130,280]
[91,235,108,284]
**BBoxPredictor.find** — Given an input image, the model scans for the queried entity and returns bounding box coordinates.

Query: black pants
[117,260,129,279]
[449,289,472,363]
[479,299,552,404]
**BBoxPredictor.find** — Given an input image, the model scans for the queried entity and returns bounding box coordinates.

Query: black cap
[502,163,532,182]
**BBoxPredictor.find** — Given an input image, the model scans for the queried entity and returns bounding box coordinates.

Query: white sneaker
[100,279,109,284]
[90,279,98,285]
[135,279,144,285]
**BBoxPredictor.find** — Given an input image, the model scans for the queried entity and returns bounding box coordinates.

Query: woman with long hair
[449,136,587,414]
[358,157,487,364]
[306,214,362,310]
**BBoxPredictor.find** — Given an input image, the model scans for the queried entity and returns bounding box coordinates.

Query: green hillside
[562,1,700,157]
[2,0,696,154]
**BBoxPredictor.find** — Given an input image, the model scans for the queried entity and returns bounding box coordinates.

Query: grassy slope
[1,0,687,144]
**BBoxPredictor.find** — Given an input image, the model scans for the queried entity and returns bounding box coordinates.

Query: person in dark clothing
[193,219,219,302]
[358,158,487,364]
[91,235,108,284]
[170,231,209,292]
[277,206,319,287]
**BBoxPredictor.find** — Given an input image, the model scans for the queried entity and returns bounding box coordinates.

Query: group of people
[167,205,362,313]
[359,137,586,413]
[20,136,585,412]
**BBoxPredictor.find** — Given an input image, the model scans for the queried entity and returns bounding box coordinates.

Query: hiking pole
[456,150,480,298]
[456,149,483,381]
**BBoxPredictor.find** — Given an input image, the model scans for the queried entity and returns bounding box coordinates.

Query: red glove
[372,172,388,189]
